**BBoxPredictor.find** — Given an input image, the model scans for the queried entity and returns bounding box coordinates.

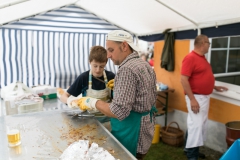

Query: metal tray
[0,110,136,160]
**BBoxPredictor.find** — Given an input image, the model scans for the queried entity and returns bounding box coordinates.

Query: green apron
[110,106,157,156]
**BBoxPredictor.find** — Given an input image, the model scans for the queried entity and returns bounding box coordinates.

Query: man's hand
[190,98,200,114]
[78,97,99,112]
[214,86,228,92]
[107,79,114,90]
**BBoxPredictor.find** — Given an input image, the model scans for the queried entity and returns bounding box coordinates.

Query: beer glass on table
[7,127,21,147]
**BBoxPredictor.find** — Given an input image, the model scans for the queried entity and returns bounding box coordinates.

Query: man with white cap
[75,30,157,159]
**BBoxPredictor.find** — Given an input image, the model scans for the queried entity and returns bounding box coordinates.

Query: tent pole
[197,28,201,35]
[155,0,198,27]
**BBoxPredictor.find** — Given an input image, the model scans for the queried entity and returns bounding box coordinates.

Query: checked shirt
[110,52,157,154]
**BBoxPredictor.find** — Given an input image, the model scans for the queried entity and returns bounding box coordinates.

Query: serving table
[0,98,136,160]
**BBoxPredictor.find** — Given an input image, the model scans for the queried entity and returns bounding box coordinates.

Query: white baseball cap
[106,30,140,52]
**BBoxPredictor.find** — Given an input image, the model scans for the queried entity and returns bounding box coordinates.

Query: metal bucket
[226,121,240,148]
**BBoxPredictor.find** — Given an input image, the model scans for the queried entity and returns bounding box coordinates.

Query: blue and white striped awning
[2,5,119,33]
[0,5,119,89]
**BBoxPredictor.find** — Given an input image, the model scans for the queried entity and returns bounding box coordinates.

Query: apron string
[139,106,158,123]
[89,70,108,89]
[88,70,92,89]
[150,106,158,123]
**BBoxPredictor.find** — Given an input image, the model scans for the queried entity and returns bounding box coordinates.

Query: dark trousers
[136,153,146,160]
[184,130,199,160]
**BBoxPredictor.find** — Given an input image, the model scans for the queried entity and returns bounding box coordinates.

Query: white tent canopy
[1,0,240,36]
[1,0,240,88]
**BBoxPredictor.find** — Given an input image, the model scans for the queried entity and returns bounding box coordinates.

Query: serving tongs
[70,112,93,118]
[78,113,95,118]
[69,111,105,118]
[66,111,87,118]
[78,112,105,118]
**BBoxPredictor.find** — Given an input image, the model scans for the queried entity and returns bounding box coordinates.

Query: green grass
[144,141,224,160]
[145,141,186,160]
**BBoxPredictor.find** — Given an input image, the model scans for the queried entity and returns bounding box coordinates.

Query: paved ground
[199,146,223,160]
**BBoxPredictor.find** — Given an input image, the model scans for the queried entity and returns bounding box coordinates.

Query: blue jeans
[184,130,199,160]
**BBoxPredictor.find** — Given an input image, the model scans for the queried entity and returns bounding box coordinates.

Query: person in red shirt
[148,52,154,68]
[181,35,228,160]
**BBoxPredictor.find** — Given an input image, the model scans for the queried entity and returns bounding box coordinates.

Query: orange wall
[154,40,189,112]
[154,40,240,124]
[209,98,240,123]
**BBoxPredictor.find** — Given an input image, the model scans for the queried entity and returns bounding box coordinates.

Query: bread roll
[57,88,65,95]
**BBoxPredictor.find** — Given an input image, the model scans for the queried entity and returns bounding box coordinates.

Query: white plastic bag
[60,140,116,160]
[1,82,33,100]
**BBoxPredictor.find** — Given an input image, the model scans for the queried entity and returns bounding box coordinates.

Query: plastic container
[152,124,160,144]
[160,83,168,91]
[220,139,240,160]
[16,99,43,113]
[5,98,43,115]
[5,99,19,115]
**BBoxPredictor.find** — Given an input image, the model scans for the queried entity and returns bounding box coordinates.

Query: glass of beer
[7,128,21,147]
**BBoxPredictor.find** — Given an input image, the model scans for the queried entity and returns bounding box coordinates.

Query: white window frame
[189,38,240,106]
[207,36,240,78]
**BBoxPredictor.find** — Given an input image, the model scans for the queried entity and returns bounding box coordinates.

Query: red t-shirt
[149,59,154,67]
[181,51,215,95]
